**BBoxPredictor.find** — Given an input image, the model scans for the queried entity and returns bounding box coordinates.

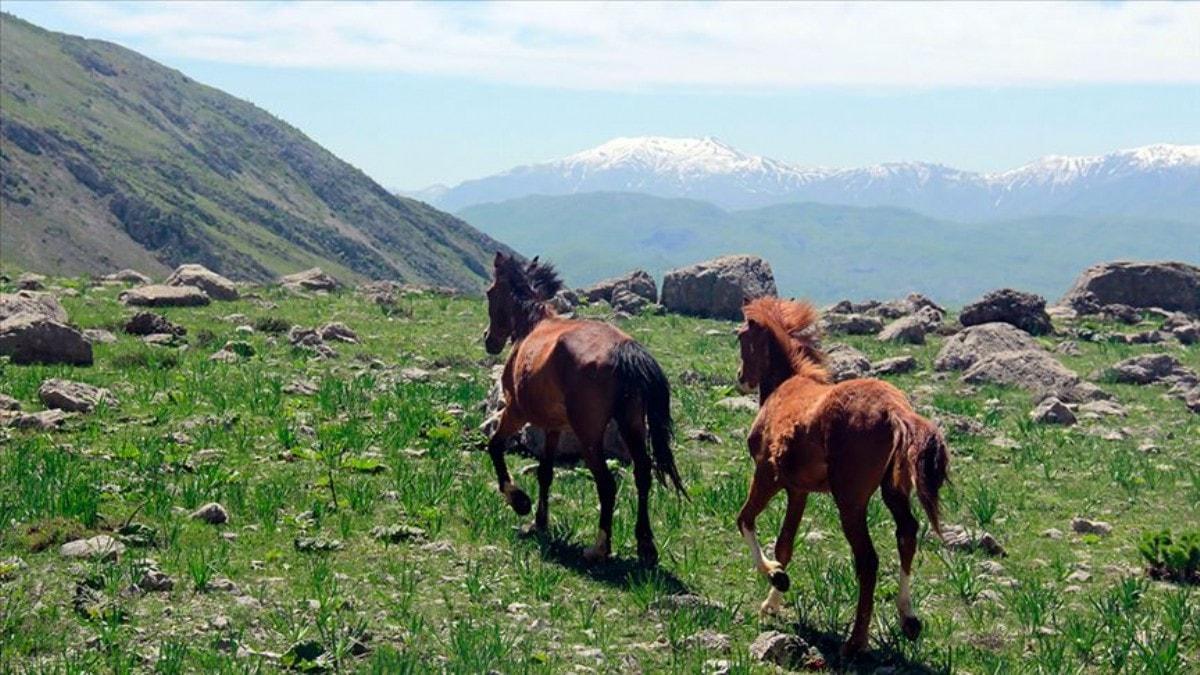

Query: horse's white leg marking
[741,524,781,576]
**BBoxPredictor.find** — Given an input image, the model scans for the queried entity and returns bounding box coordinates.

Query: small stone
[38,379,117,413]
[682,629,732,653]
[715,396,758,413]
[979,560,1005,576]
[400,367,431,382]
[60,536,124,561]
[191,502,229,525]
[1030,397,1076,426]
[82,329,117,344]
[748,630,807,668]
[684,428,722,444]
[871,355,918,376]
[1065,570,1092,583]
[137,568,174,592]
[1041,528,1064,540]
[1070,517,1112,536]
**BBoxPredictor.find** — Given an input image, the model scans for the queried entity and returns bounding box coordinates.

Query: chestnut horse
[483,253,685,565]
[735,297,949,656]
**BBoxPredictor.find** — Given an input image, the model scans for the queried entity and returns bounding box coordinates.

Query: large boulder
[121,285,210,307]
[962,349,1080,396]
[581,270,657,304]
[825,344,871,382]
[165,264,238,301]
[0,314,93,365]
[280,267,339,292]
[1107,354,1194,386]
[661,255,776,320]
[0,291,68,323]
[877,315,926,344]
[38,379,117,413]
[1061,261,1200,314]
[934,322,1042,371]
[960,288,1052,335]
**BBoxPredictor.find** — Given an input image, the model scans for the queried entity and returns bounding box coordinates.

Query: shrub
[1139,530,1200,584]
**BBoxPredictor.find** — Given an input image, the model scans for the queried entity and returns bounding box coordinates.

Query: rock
[716,396,759,413]
[399,367,431,382]
[318,322,358,343]
[826,343,871,382]
[1030,397,1076,425]
[191,502,229,525]
[960,288,1053,335]
[684,428,722,444]
[748,630,807,668]
[1061,261,1200,313]
[0,291,69,323]
[940,524,1006,556]
[60,536,124,561]
[1107,354,1192,385]
[1170,323,1200,345]
[284,378,320,395]
[661,255,777,320]
[877,315,927,344]
[142,333,182,347]
[0,394,19,411]
[0,314,93,365]
[136,567,175,593]
[121,285,210,307]
[935,322,1042,371]
[1070,517,1112,536]
[280,267,339,292]
[16,273,46,290]
[871,355,918,376]
[124,311,186,336]
[1066,570,1092,584]
[38,379,117,413]
[548,288,579,313]
[582,270,658,304]
[682,630,732,653]
[82,329,117,344]
[610,288,649,315]
[165,264,238,301]
[820,313,884,335]
[102,269,152,285]
[962,350,1080,397]
[1078,400,1128,417]
[1041,528,1064,540]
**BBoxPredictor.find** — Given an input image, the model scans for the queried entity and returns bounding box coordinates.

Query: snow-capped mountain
[429,137,1199,220]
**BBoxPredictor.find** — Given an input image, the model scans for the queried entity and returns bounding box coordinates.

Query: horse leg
[882,479,922,640]
[524,430,558,535]
[617,411,657,566]
[736,465,785,615]
[487,409,531,516]
[836,499,878,657]
[580,447,616,563]
[763,489,808,613]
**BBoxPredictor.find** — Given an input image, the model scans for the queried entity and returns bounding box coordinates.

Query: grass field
[1,278,1197,673]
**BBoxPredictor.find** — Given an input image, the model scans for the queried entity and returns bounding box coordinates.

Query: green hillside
[0,14,508,290]
[459,193,1197,305]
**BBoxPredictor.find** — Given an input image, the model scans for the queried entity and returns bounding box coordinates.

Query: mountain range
[425,136,1200,221]
[0,14,508,290]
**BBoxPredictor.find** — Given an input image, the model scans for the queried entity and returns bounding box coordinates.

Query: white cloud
[59,1,1200,89]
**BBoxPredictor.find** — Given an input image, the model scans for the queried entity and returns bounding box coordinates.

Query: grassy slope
[458,193,1197,305]
[0,14,509,291]
[0,278,1197,673]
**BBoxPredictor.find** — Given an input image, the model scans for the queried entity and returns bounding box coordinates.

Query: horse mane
[743,297,829,382]
[494,254,563,334]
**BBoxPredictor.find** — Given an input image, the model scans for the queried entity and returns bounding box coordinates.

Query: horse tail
[891,411,950,539]
[612,340,685,496]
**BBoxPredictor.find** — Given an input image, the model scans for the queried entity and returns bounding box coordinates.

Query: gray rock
[318,322,358,343]
[935,322,1042,371]
[1070,517,1112,536]
[60,536,124,561]
[682,629,732,653]
[661,255,776,320]
[871,355,918,376]
[0,394,19,411]
[1107,353,1192,385]
[0,408,69,430]
[878,315,926,344]
[748,630,807,668]
[0,314,93,365]
[16,273,46,290]
[121,285,210,307]
[124,312,186,336]
[963,349,1080,396]
[1078,400,1128,417]
[280,267,339,292]
[38,379,117,413]
[941,524,1006,557]
[191,502,229,525]
[136,567,175,593]
[716,396,759,413]
[102,269,152,285]
[826,343,871,382]
[1030,397,1076,425]
[582,270,658,304]
[165,264,239,301]
[0,291,69,323]
[611,288,650,314]
[1061,261,1200,313]
[960,288,1053,335]
[82,329,117,344]
[820,313,884,335]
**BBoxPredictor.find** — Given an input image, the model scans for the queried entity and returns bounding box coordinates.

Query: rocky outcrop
[165,264,239,301]
[1061,261,1200,314]
[962,349,1081,397]
[281,267,339,292]
[826,344,871,382]
[960,288,1053,335]
[121,285,210,307]
[661,255,776,320]
[124,312,186,336]
[581,270,657,304]
[0,314,93,365]
[934,322,1042,371]
[0,291,69,323]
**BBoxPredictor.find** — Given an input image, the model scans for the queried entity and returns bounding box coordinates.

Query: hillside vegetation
[1,276,1197,672]
[0,14,507,290]
[459,193,1198,304]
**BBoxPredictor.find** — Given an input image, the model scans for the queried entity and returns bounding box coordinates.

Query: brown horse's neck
[510,301,555,341]
[758,339,826,403]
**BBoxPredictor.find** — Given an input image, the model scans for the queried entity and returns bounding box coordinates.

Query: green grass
[0,278,1197,673]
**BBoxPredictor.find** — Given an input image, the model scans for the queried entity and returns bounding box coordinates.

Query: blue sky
[5,1,1197,190]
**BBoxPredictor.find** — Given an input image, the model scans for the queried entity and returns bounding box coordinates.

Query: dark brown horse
[734,297,949,656]
[483,252,684,565]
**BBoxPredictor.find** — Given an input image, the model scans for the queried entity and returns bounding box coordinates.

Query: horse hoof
[508,489,532,516]
[637,542,659,567]
[901,616,923,641]
[768,569,791,593]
